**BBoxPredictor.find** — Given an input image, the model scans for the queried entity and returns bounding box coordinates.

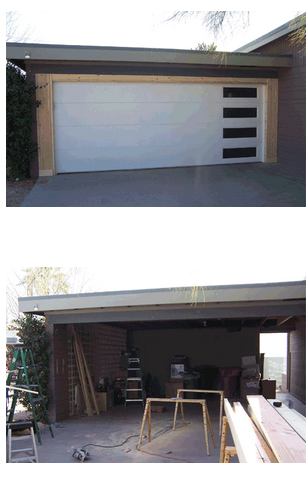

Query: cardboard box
[165,382,184,398]
[241,378,260,397]
[115,370,126,379]
[151,405,166,413]
[96,390,114,411]
[242,364,260,378]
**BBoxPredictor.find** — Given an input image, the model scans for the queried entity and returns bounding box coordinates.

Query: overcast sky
[6,7,306,51]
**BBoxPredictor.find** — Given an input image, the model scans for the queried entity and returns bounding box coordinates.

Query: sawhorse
[137,397,216,455]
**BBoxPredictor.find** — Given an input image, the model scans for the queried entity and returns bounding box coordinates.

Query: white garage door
[53,82,264,173]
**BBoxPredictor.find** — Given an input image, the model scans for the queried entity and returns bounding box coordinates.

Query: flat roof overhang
[18,281,306,328]
[6,42,293,72]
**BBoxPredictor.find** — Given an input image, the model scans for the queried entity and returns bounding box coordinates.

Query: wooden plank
[224,399,268,463]
[72,326,100,415]
[73,328,100,415]
[267,399,306,441]
[35,74,55,176]
[51,74,269,84]
[247,395,306,463]
[264,78,278,163]
[72,338,93,416]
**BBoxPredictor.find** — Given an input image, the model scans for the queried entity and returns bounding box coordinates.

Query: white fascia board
[18,281,305,315]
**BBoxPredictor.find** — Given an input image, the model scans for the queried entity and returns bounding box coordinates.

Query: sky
[6,6,306,52]
[6,208,307,297]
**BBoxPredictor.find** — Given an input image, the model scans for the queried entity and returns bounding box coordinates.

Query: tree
[6,267,93,322]
[288,13,306,53]
[167,11,250,38]
[7,314,51,421]
[6,62,41,180]
[195,42,217,51]
[168,11,306,49]
[6,11,35,42]
[20,267,70,296]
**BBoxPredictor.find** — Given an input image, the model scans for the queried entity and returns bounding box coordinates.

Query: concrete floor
[7,393,305,463]
[20,162,306,207]
[7,400,237,464]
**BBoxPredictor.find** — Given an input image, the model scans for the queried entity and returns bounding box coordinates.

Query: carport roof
[18,281,306,324]
[6,42,293,71]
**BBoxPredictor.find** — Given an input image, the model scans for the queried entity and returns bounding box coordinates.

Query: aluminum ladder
[125,349,144,408]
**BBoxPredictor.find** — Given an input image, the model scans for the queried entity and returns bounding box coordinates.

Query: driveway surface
[20,162,306,207]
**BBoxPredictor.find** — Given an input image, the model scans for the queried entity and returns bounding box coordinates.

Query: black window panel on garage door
[223,107,257,118]
[223,87,257,98]
[223,127,257,139]
[223,147,257,159]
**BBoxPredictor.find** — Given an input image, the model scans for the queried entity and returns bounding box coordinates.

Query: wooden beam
[247,395,306,463]
[267,399,306,441]
[259,318,268,327]
[51,74,269,84]
[264,78,278,163]
[36,74,55,176]
[224,399,269,463]
[276,316,293,327]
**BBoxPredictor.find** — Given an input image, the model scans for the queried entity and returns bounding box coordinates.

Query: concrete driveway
[20,162,306,207]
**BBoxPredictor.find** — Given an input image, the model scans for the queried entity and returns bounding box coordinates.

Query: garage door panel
[54,101,222,127]
[54,122,221,150]
[53,81,265,173]
[53,82,223,104]
[55,137,222,173]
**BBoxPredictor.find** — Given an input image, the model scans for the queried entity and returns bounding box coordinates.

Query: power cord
[81,434,141,449]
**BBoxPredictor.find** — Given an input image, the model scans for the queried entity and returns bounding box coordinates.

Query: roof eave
[18,281,306,316]
[6,42,293,68]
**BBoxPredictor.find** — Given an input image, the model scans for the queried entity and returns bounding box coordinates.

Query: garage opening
[260,332,288,394]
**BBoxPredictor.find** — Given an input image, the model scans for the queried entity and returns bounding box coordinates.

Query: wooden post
[201,400,210,456]
[173,401,179,431]
[137,399,150,450]
[205,404,216,448]
[220,416,228,463]
[148,400,151,442]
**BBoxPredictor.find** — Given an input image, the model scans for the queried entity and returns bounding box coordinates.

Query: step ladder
[125,349,144,408]
[7,421,39,463]
[6,347,54,444]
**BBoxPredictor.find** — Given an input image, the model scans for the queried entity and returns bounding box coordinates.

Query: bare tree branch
[166,11,250,38]
[6,11,36,42]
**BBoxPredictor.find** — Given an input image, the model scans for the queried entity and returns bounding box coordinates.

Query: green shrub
[8,314,51,421]
[6,62,41,180]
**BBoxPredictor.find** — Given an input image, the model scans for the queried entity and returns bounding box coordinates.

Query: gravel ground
[6,178,37,207]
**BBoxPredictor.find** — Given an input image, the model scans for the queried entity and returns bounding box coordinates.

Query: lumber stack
[222,395,306,463]
[71,325,100,416]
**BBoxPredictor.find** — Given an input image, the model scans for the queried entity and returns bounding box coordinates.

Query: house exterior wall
[289,316,306,404]
[250,34,306,173]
